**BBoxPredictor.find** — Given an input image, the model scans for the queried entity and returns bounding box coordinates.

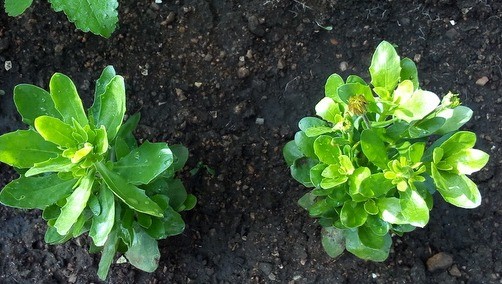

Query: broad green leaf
[34,116,77,148]
[90,185,115,246]
[369,41,401,91]
[49,73,88,126]
[422,132,456,162]
[435,106,473,135]
[431,165,481,208]
[283,140,303,166]
[294,131,317,158]
[309,199,332,216]
[116,112,140,141]
[377,198,408,225]
[0,174,76,209]
[5,0,33,16]
[358,225,387,249]
[182,194,197,211]
[115,142,173,185]
[314,135,341,165]
[54,173,94,235]
[310,163,327,188]
[325,73,344,102]
[25,156,74,177]
[408,117,445,138]
[438,131,477,157]
[146,206,185,239]
[400,58,419,90]
[125,225,160,272]
[298,192,316,210]
[346,75,367,85]
[97,228,118,280]
[13,84,62,126]
[399,189,429,227]
[395,89,440,122]
[298,117,328,132]
[290,158,317,187]
[363,199,379,215]
[360,129,388,169]
[407,142,425,164]
[320,176,348,189]
[360,173,394,197]
[348,167,371,202]
[137,213,153,228]
[340,201,367,228]
[315,97,341,123]
[47,0,119,38]
[45,225,73,244]
[338,83,374,104]
[443,149,489,175]
[94,126,109,155]
[90,66,116,121]
[0,130,60,168]
[89,75,125,140]
[170,144,189,172]
[345,228,391,262]
[365,215,389,236]
[305,126,334,137]
[164,179,187,211]
[321,227,346,258]
[95,162,164,217]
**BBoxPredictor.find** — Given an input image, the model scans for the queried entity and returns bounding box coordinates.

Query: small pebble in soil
[255,118,265,125]
[237,67,250,78]
[339,61,348,71]
[4,60,12,71]
[476,76,489,86]
[449,264,462,277]
[427,252,453,272]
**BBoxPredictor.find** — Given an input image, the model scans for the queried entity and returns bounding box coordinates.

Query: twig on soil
[284,76,300,93]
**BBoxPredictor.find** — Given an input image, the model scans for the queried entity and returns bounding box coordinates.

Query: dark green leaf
[164,179,187,211]
[361,129,388,169]
[400,58,419,90]
[298,117,328,132]
[290,157,317,187]
[345,228,391,262]
[283,140,303,167]
[170,144,189,172]
[0,175,76,209]
[294,131,317,159]
[298,192,316,210]
[13,84,62,126]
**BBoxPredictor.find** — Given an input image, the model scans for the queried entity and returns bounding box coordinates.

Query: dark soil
[0,0,501,283]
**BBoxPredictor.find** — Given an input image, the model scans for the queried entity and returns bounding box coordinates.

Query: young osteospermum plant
[0,66,196,280]
[283,41,489,261]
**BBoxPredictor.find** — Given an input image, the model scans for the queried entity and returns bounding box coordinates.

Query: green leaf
[45,225,73,244]
[164,179,187,211]
[183,194,197,211]
[0,130,60,168]
[89,75,126,140]
[399,189,429,227]
[125,225,160,272]
[394,88,440,123]
[340,201,368,228]
[438,131,477,157]
[309,199,332,217]
[408,117,445,138]
[298,117,328,132]
[97,228,118,280]
[360,129,388,169]
[95,162,164,217]
[321,227,346,258]
[358,225,387,249]
[377,198,408,225]
[47,0,119,38]
[305,126,334,137]
[364,200,379,215]
[0,174,76,209]
[34,116,77,148]
[13,84,62,127]
[348,167,371,202]
[369,41,401,91]
[359,173,394,197]
[90,185,115,246]
[298,192,316,211]
[365,215,390,236]
[400,58,419,90]
[94,126,109,155]
[91,66,116,118]
[4,0,33,16]
[325,73,344,102]
[338,83,374,104]
[314,135,341,165]
[443,149,489,175]
[346,75,367,85]
[54,173,94,235]
[114,142,173,185]
[290,157,317,187]
[431,165,481,208]
[315,97,341,123]
[435,106,473,135]
[49,73,88,126]
[25,156,74,177]
[170,144,189,172]
[294,131,317,159]
[345,228,391,262]
[283,140,303,167]
[310,163,327,188]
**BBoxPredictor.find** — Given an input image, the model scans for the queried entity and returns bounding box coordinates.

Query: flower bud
[348,94,368,115]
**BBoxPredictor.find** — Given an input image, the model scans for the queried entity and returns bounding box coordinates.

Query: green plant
[283,41,489,261]
[4,0,118,38]
[0,66,196,280]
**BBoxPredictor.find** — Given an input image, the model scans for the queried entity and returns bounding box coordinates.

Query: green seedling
[4,0,118,38]
[0,66,196,280]
[284,41,489,261]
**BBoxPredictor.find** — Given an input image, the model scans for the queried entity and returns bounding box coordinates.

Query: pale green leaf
[395,89,440,122]
[435,106,473,135]
[0,130,60,168]
[345,228,391,262]
[97,229,118,280]
[443,148,489,175]
[431,165,482,208]
[321,227,345,258]
[49,73,88,126]
[34,116,77,148]
[369,41,401,91]
[399,189,429,227]
[125,225,160,272]
[315,97,341,123]
[325,73,344,102]
[90,184,115,246]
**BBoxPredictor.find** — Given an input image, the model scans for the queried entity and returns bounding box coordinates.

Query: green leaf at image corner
[0,130,60,169]
[13,84,62,127]
[321,227,346,258]
[0,174,77,209]
[114,142,173,185]
[4,0,33,16]
[95,162,164,217]
[47,0,119,38]
[369,41,401,92]
[49,73,88,126]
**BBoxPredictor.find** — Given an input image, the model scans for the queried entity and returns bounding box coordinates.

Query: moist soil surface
[0,0,501,283]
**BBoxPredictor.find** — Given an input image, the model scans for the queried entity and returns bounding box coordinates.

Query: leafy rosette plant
[283,41,489,261]
[0,66,196,280]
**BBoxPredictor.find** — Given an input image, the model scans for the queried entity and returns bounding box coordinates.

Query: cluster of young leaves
[0,66,196,280]
[283,41,489,261]
[4,0,118,38]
